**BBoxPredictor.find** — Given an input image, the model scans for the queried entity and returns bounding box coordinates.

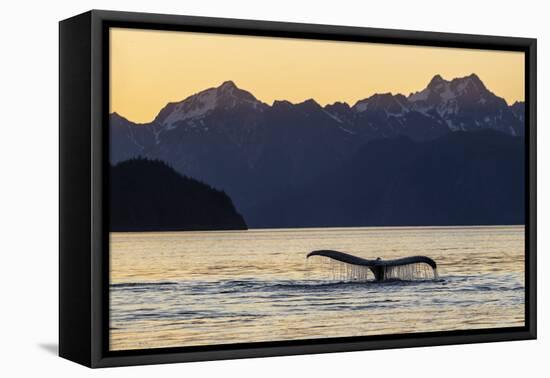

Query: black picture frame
[59,9,537,368]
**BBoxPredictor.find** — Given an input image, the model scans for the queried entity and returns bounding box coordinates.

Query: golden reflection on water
[110,226,525,351]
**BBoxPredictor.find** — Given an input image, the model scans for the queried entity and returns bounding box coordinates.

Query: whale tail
[306,250,438,282]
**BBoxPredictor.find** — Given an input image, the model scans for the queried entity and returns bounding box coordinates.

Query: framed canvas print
[59,10,537,368]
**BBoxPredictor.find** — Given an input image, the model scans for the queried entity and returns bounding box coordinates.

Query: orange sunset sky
[110,27,525,124]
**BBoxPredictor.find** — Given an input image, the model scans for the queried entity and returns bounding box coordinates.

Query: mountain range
[110,74,525,228]
[247,130,524,228]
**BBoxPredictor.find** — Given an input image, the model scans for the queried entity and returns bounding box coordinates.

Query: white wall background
[0,0,546,376]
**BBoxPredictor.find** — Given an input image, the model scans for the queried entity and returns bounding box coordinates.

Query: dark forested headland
[110,158,247,231]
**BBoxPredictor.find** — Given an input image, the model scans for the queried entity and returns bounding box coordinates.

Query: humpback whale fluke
[306,250,438,281]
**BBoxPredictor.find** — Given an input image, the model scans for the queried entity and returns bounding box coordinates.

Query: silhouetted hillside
[110,158,247,231]
[247,130,525,228]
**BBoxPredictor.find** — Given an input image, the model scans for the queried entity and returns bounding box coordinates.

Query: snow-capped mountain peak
[219,80,237,90]
[409,73,489,104]
[353,93,410,116]
[155,81,266,129]
[409,74,451,103]
[428,74,446,87]
[406,73,519,133]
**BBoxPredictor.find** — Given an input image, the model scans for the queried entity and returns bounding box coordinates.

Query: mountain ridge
[247,129,525,228]
[115,74,523,124]
[110,74,525,223]
[111,74,524,148]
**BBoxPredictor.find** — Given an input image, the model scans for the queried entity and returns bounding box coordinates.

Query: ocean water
[109,226,525,351]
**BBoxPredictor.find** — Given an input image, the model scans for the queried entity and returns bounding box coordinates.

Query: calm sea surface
[110,226,525,351]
